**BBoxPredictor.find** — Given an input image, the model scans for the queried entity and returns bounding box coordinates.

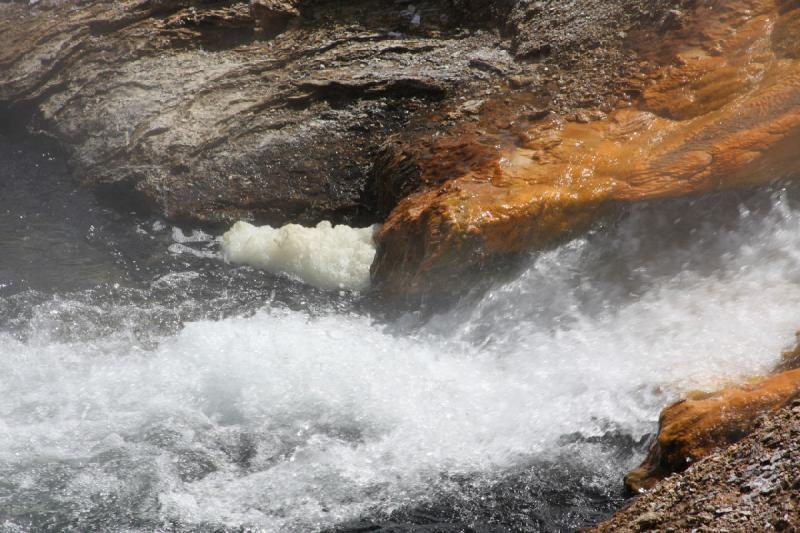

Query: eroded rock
[625,333,800,493]
[0,0,522,226]
[595,400,800,532]
[372,0,800,297]
[625,369,800,492]
[250,0,301,36]
[4,0,798,299]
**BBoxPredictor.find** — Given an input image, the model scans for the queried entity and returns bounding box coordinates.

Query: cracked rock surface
[0,0,519,225]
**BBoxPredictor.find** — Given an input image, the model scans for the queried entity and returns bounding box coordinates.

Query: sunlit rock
[373,0,800,296]
[0,0,520,226]
[625,367,800,493]
[627,333,800,492]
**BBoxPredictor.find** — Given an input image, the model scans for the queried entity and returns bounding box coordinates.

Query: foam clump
[221,220,378,291]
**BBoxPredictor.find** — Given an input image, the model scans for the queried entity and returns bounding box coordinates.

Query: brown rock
[0,0,517,227]
[776,332,800,372]
[508,75,536,89]
[372,0,800,297]
[634,510,664,531]
[594,401,800,532]
[625,369,800,493]
[0,0,729,240]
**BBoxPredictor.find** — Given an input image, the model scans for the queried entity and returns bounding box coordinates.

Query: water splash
[3,187,800,531]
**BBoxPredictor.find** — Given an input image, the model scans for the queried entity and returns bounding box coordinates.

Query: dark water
[0,135,359,320]
[2,135,799,532]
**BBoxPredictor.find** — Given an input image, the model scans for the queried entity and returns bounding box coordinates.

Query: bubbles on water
[3,187,800,531]
[167,227,220,260]
[171,227,215,244]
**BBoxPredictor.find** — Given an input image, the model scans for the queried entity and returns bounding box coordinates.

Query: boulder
[0,0,711,236]
[626,334,800,492]
[595,400,800,532]
[371,0,800,297]
[4,0,798,300]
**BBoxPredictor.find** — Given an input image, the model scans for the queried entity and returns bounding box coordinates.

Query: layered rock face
[3,1,799,295]
[372,0,800,295]
[0,0,703,233]
[0,0,521,225]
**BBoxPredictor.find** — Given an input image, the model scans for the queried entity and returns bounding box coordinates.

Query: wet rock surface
[594,401,800,532]
[5,3,800,532]
[601,337,800,530]
[0,0,693,231]
[625,369,800,492]
[5,1,800,302]
[371,0,800,297]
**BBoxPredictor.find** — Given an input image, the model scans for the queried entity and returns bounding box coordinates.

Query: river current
[2,136,799,532]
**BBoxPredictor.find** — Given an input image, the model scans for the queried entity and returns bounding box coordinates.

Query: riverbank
[3,1,800,531]
[595,401,800,532]
[4,1,800,299]
[5,132,800,530]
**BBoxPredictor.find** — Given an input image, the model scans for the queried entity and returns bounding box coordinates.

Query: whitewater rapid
[3,185,800,531]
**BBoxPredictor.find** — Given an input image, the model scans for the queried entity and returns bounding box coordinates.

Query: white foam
[168,243,220,259]
[221,221,378,291]
[3,191,800,531]
[172,227,215,244]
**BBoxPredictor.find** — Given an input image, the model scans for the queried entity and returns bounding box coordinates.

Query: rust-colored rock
[0,0,708,231]
[625,368,800,493]
[595,401,800,532]
[625,334,800,492]
[372,0,800,296]
[626,334,800,493]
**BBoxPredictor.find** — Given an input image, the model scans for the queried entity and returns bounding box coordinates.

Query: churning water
[2,137,800,532]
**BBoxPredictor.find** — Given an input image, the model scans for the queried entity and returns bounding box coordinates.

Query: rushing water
[2,136,800,532]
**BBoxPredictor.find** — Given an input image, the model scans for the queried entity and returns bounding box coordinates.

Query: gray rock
[0,0,514,226]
